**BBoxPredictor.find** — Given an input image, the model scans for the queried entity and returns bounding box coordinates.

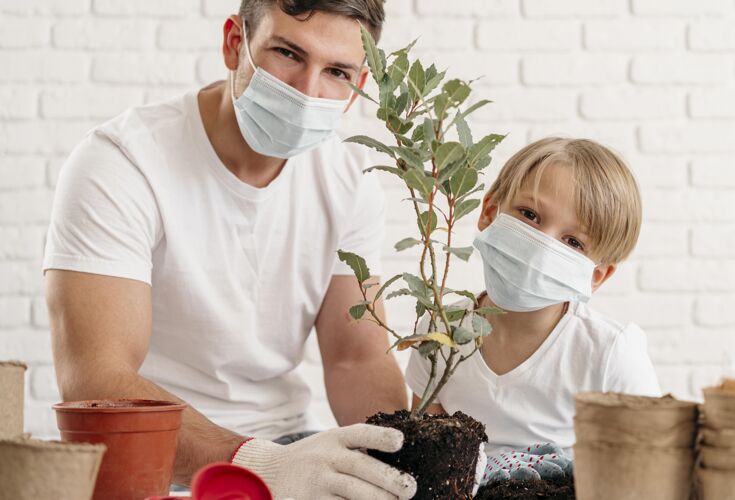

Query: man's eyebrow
[270,35,360,73]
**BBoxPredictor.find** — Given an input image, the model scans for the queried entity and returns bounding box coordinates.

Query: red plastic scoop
[146,462,272,500]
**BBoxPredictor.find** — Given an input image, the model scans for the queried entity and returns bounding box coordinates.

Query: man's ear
[478,191,498,231]
[344,66,369,112]
[223,16,244,71]
[591,263,616,293]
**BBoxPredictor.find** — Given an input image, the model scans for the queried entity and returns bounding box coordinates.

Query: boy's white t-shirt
[405,298,661,456]
[43,91,385,440]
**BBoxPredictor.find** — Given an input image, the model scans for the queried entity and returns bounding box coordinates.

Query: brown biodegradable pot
[703,387,735,429]
[700,445,735,470]
[699,467,735,500]
[0,361,27,438]
[574,417,696,448]
[702,427,735,448]
[574,441,694,500]
[575,392,698,432]
[366,410,486,500]
[54,399,187,500]
[0,437,105,500]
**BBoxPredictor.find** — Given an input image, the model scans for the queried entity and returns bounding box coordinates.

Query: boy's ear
[591,263,616,293]
[478,191,498,231]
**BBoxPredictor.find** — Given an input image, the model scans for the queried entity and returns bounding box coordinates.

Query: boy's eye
[565,237,585,252]
[519,208,539,223]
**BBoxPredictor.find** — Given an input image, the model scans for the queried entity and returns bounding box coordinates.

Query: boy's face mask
[230,21,351,159]
[473,213,597,312]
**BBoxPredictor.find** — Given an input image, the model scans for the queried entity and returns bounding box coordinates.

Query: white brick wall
[1,0,734,439]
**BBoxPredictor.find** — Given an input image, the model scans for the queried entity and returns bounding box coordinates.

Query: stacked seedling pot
[573,392,698,500]
[0,360,106,499]
[699,379,735,499]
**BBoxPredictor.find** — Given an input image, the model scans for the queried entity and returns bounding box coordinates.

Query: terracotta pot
[0,360,27,438]
[0,437,105,500]
[54,399,187,500]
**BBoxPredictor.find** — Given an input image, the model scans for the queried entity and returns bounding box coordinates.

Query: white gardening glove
[231,424,417,500]
[473,443,488,497]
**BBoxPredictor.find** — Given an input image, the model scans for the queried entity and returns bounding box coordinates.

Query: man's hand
[316,276,408,425]
[232,424,417,499]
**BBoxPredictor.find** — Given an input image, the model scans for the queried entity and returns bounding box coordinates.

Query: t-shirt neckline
[473,301,579,384]
[186,90,294,202]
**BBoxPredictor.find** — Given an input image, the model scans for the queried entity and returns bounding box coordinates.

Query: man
[44,1,416,498]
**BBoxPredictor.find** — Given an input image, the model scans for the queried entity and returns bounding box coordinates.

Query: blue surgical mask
[473,213,597,312]
[230,23,350,159]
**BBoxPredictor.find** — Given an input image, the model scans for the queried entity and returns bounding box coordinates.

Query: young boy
[405,137,661,484]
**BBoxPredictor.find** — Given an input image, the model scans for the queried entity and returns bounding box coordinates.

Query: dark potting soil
[475,476,575,500]
[366,410,487,500]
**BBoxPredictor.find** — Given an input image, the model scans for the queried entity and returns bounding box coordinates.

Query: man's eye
[519,208,539,223]
[274,47,296,59]
[328,68,349,80]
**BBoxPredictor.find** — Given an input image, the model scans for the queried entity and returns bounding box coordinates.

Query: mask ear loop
[231,17,258,101]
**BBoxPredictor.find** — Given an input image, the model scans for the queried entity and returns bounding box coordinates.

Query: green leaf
[386,288,412,300]
[423,69,446,96]
[445,306,468,323]
[456,114,473,148]
[418,209,438,236]
[349,304,367,320]
[346,82,378,105]
[453,326,475,345]
[468,134,505,167]
[418,340,439,358]
[435,142,465,171]
[337,250,371,283]
[450,167,478,199]
[452,290,477,304]
[443,79,470,105]
[444,245,473,261]
[395,91,409,116]
[402,273,430,297]
[375,274,402,301]
[395,237,422,251]
[423,118,435,144]
[345,135,395,157]
[472,314,492,337]
[475,306,505,315]
[360,25,384,85]
[416,300,427,318]
[390,38,418,57]
[393,146,424,169]
[364,165,405,177]
[388,52,409,88]
[407,59,425,102]
[425,63,438,84]
[457,183,485,203]
[434,93,450,121]
[403,169,435,197]
[454,198,481,220]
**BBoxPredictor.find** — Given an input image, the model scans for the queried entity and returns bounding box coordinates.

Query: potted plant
[337,27,505,499]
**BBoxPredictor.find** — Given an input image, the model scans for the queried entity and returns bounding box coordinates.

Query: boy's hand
[481,443,573,486]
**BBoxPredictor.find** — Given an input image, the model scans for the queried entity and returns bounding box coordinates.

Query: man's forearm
[59,367,243,485]
[324,355,408,425]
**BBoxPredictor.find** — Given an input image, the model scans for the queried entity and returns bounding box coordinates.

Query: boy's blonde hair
[488,137,641,264]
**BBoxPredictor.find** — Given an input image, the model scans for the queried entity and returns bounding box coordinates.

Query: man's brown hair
[239,0,386,41]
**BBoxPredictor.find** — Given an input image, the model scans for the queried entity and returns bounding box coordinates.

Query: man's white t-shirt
[406,298,661,456]
[43,91,385,440]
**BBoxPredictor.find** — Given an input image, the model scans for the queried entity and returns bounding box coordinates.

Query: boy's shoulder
[567,300,646,350]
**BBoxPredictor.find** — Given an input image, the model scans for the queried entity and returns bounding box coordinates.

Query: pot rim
[52,399,187,413]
